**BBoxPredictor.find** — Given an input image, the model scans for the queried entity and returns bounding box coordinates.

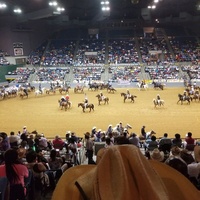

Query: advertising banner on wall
[13,42,23,56]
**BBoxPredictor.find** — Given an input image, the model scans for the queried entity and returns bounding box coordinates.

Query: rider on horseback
[39,83,42,94]
[100,91,105,101]
[140,80,145,88]
[60,96,66,106]
[84,94,88,109]
[23,87,28,96]
[127,89,131,98]
[156,94,161,104]
[183,90,187,100]
[65,93,69,102]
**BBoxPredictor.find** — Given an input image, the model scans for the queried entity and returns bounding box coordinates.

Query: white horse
[136,83,148,91]
[35,87,46,96]
[153,98,164,108]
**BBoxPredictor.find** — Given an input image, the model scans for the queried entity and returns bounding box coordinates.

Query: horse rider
[156,94,161,104]
[65,94,69,102]
[100,91,105,101]
[140,80,145,88]
[84,97,88,109]
[23,87,28,96]
[127,89,131,98]
[39,83,42,94]
[183,90,187,100]
[60,96,66,106]
[50,82,53,91]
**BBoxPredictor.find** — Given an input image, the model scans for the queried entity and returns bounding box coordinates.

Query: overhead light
[57,7,65,12]
[0,3,7,9]
[102,7,110,11]
[154,0,159,3]
[49,1,58,6]
[13,8,22,13]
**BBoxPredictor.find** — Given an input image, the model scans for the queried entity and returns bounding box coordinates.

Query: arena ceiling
[1,0,200,25]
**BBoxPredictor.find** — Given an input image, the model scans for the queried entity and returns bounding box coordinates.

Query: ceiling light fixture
[49,1,58,6]
[0,3,7,9]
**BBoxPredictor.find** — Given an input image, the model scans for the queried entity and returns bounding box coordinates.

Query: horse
[121,92,137,103]
[107,87,117,93]
[136,83,148,91]
[35,88,46,96]
[192,93,200,102]
[58,100,72,111]
[78,103,94,112]
[74,85,85,93]
[46,88,56,95]
[177,94,191,105]
[88,83,99,91]
[153,99,164,108]
[152,81,164,90]
[18,91,28,99]
[59,86,71,94]
[96,94,109,105]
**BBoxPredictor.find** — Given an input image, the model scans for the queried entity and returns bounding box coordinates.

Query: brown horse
[46,88,56,94]
[59,86,71,94]
[18,91,28,99]
[107,87,117,93]
[121,92,137,103]
[96,94,109,105]
[58,100,72,111]
[78,103,94,112]
[74,85,85,93]
[177,94,190,105]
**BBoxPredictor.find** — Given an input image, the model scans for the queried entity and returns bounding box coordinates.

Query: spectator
[84,132,95,164]
[158,133,172,154]
[141,125,146,139]
[172,133,182,147]
[150,148,165,162]
[0,132,10,151]
[8,131,21,148]
[129,133,140,148]
[0,149,28,200]
[52,135,65,150]
[185,132,196,150]
[146,135,159,151]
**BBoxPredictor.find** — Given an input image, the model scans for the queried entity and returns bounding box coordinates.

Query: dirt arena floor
[0,87,200,140]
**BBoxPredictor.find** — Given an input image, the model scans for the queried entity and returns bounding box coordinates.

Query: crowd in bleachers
[41,40,76,66]
[0,122,200,199]
[35,67,70,82]
[75,39,106,65]
[73,66,104,82]
[108,65,141,83]
[145,64,180,80]
[169,37,200,62]
[7,68,36,84]
[108,39,139,64]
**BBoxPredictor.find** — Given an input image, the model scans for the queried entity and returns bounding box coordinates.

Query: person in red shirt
[185,132,196,150]
[52,135,65,150]
[65,94,69,102]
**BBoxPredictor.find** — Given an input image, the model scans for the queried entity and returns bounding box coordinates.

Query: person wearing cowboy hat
[52,145,200,200]
[99,91,105,101]
[150,148,165,162]
[84,132,95,165]
[91,126,97,138]
[156,94,161,104]
[84,94,88,109]
[126,89,131,98]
